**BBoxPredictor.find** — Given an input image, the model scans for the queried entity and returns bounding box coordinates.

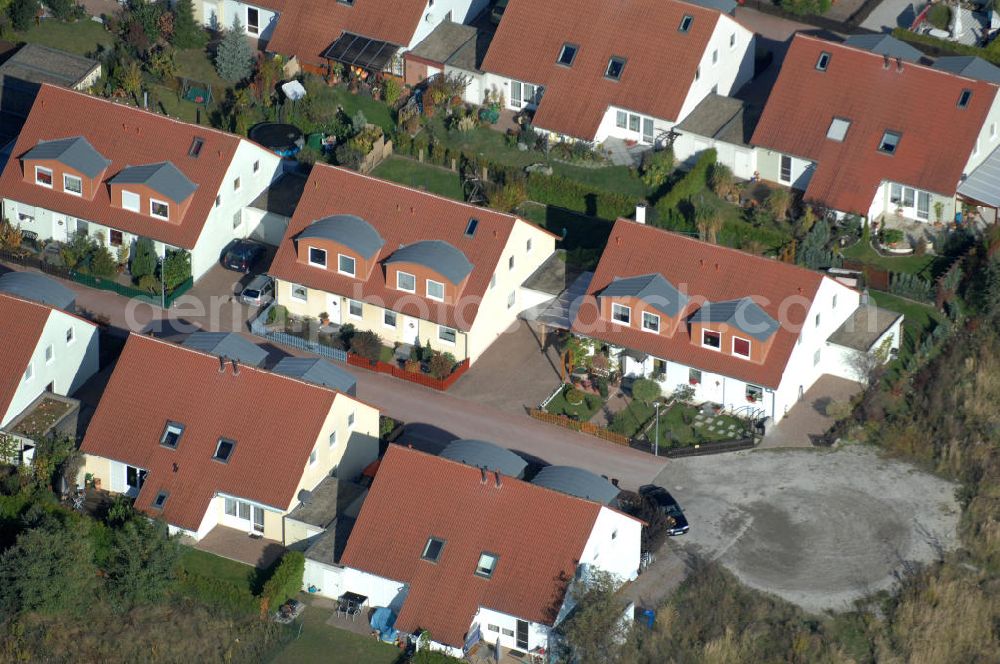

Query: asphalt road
[651,445,960,613]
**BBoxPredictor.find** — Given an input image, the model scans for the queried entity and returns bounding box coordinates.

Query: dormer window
[188,137,204,157]
[816,52,831,71]
[160,421,184,449]
[733,336,751,358]
[878,130,901,154]
[605,56,626,81]
[611,303,630,325]
[122,190,140,212]
[475,552,498,578]
[679,15,693,32]
[213,438,236,463]
[642,311,660,333]
[422,536,445,562]
[35,166,53,188]
[63,174,83,196]
[338,254,356,276]
[426,279,444,301]
[152,490,169,509]
[557,43,578,67]
[308,247,327,268]
[702,330,721,350]
[958,89,972,108]
[397,271,416,293]
[150,199,170,220]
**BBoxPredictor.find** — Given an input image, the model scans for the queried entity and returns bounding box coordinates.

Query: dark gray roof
[844,34,923,63]
[272,357,357,395]
[109,161,197,203]
[959,144,1000,206]
[22,136,110,178]
[933,56,1000,84]
[440,439,528,478]
[680,0,738,14]
[181,332,268,367]
[0,271,75,310]
[249,172,306,217]
[298,214,385,260]
[532,466,619,504]
[386,240,473,285]
[676,93,753,146]
[826,305,902,352]
[688,297,779,341]
[0,42,100,88]
[601,273,689,317]
[409,21,490,72]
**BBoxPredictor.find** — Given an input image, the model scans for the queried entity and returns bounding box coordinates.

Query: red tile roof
[340,445,613,648]
[0,85,242,249]
[481,0,724,140]
[572,220,825,389]
[266,0,430,67]
[79,334,344,531]
[269,165,549,331]
[751,34,997,215]
[0,293,54,421]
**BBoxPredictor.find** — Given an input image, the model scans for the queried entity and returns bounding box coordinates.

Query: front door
[403,316,419,345]
[327,294,342,325]
[515,619,529,650]
[252,506,264,533]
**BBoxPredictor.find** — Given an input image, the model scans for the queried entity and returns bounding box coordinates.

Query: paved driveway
[761,374,861,448]
[861,0,920,32]
[651,446,959,613]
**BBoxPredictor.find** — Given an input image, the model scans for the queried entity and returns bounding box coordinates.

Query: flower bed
[544,384,604,421]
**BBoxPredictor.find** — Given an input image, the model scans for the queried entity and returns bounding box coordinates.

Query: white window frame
[232,210,242,229]
[290,284,308,301]
[34,166,53,188]
[641,311,660,333]
[383,309,397,328]
[348,410,356,428]
[507,291,515,309]
[246,6,259,34]
[397,270,416,293]
[44,344,54,364]
[732,335,751,358]
[338,254,356,277]
[23,362,33,382]
[66,327,75,345]
[121,189,140,212]
[308,246,328,268]
[308,448,317,466]
[149,198,170,220]
[611,303,631,325]
[813,348,821,366]
[63,173,83,196]
[489,273,496,290]
[701,329,722,350]
[526,238,532,253]
[779,155,792,184]
[426,279,445,302]
[348,299,363,319]
[475,552,498,578]
[615,110,627,128]
[438,325,457,345]
[815,313,821,328]
[233,176,241,191]
[329,431,337,448]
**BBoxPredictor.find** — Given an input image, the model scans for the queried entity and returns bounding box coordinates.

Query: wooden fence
[346,353,470,391]
[527,409,630,446]
[358,137,394,174]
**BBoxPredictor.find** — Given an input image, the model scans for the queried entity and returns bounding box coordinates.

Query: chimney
[494,470,502,488]
[635,203,647,225]
[231,358,240,376]
[896,56,903,73]
[218,355,227,373]
[480,467,487,484]
[883,54,890,70]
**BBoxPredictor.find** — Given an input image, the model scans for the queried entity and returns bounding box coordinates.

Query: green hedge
[261,551,305,611]
[891,28,1000,65]
[176,570,259,615]
[653,149,717,215]
[525,173,637,221]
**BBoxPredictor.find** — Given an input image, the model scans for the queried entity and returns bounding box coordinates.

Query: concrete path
[760,374,861,448]
[861,0,920,32]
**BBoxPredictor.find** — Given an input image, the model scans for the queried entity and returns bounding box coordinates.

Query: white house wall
[673,134,756,180]
[302,558,345,598]
[472,607,551,653]
[199,1,278,37]
[675,16,755,123]
[407,0,491,49]
[593,106,675,146]
[963,90,1000,175]
[577,506,642,583]
[2,308,98,427]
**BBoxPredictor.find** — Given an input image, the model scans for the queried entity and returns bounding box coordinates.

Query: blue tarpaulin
[370,607,398,643]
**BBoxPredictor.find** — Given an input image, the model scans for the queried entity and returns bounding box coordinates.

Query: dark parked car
[639,484,689,536]
[222,240,265,273]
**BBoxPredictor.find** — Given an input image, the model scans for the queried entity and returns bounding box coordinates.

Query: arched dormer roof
[385,240,473,285]
[297,214,385,260]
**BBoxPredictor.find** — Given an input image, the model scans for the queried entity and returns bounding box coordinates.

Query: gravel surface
[653,445,960,613]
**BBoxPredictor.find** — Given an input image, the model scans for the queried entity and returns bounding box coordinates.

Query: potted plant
[319,311,329,325]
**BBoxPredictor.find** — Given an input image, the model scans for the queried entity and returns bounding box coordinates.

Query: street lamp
[653,401,661,457]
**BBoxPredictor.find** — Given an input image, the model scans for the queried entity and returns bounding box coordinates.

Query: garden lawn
[12,18,112,56]
[320,85,395,133]
[174,47,230,90]
[869,291,946,362]
[609,400,655,438]
[148,83,216,126]
[545,385,604,421]
[372,156,464,200]
[177,547,255,590]
[842,240,942,277]
[268,596,400,664]
[653,403,746,448]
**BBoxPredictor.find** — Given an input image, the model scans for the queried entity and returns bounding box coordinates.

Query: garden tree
[215,17,254,83]
[254,53,283,108]
[171,0,206,49]
[708,163,736,199]
[849,336,895,389]
[260,551,305,613]
[796,217,840,270]
[161,249,191,290]
[120,60,143,102]
[382,77,402,106]
[694,198,723,244]
[765,188,791,221]
[0,519,97,615]
[89,243,118,278]
[558,570,631,664]
[428,352,455,380]
[147,46,178,83]
[45,0,74,20]
[349,329,383,362]
[130,237,157,280]
[631,378,661,404]
[7,0,38,32]
[640,148,674,190]
[105,518,181,612]
[779,0,832,15]
[617,491,669,553]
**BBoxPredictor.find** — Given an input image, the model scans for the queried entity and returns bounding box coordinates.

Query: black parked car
[639,484,689,536]
[222,240,265,273]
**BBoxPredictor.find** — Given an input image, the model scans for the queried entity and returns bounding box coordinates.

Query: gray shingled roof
[385,240,474,285]
[601,273,689,317]
[22,136,110,178]
[0,271,75,310]
[688,297,779,341]
[844,34,923,63]
[959,144,1000,206]
[532,466,619,504]
[933,56,1000,84]
[272,357,357,395]
[440,439,528,478]
[109,161,197,203]
[181,332,268,367]
[298,214,385,260]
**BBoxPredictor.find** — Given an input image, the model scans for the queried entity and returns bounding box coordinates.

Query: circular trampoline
[248,123,304,158]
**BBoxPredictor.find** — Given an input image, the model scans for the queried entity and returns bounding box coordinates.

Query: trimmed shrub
[350,330,383,362]
[131,238,157,280]
[927,3,951,29]
[631,378,661,404]
[881,228,905,245]
[653,149,716,219]
[526,173,636,220]
[261,551,305,612]
[429,352,455,380]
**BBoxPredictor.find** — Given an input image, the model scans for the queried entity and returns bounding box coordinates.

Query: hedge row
[176,570,259,615]
[891,28,1000,65]
[261,551,305,612]
[653,149,717,215]
[525,173,638,221]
